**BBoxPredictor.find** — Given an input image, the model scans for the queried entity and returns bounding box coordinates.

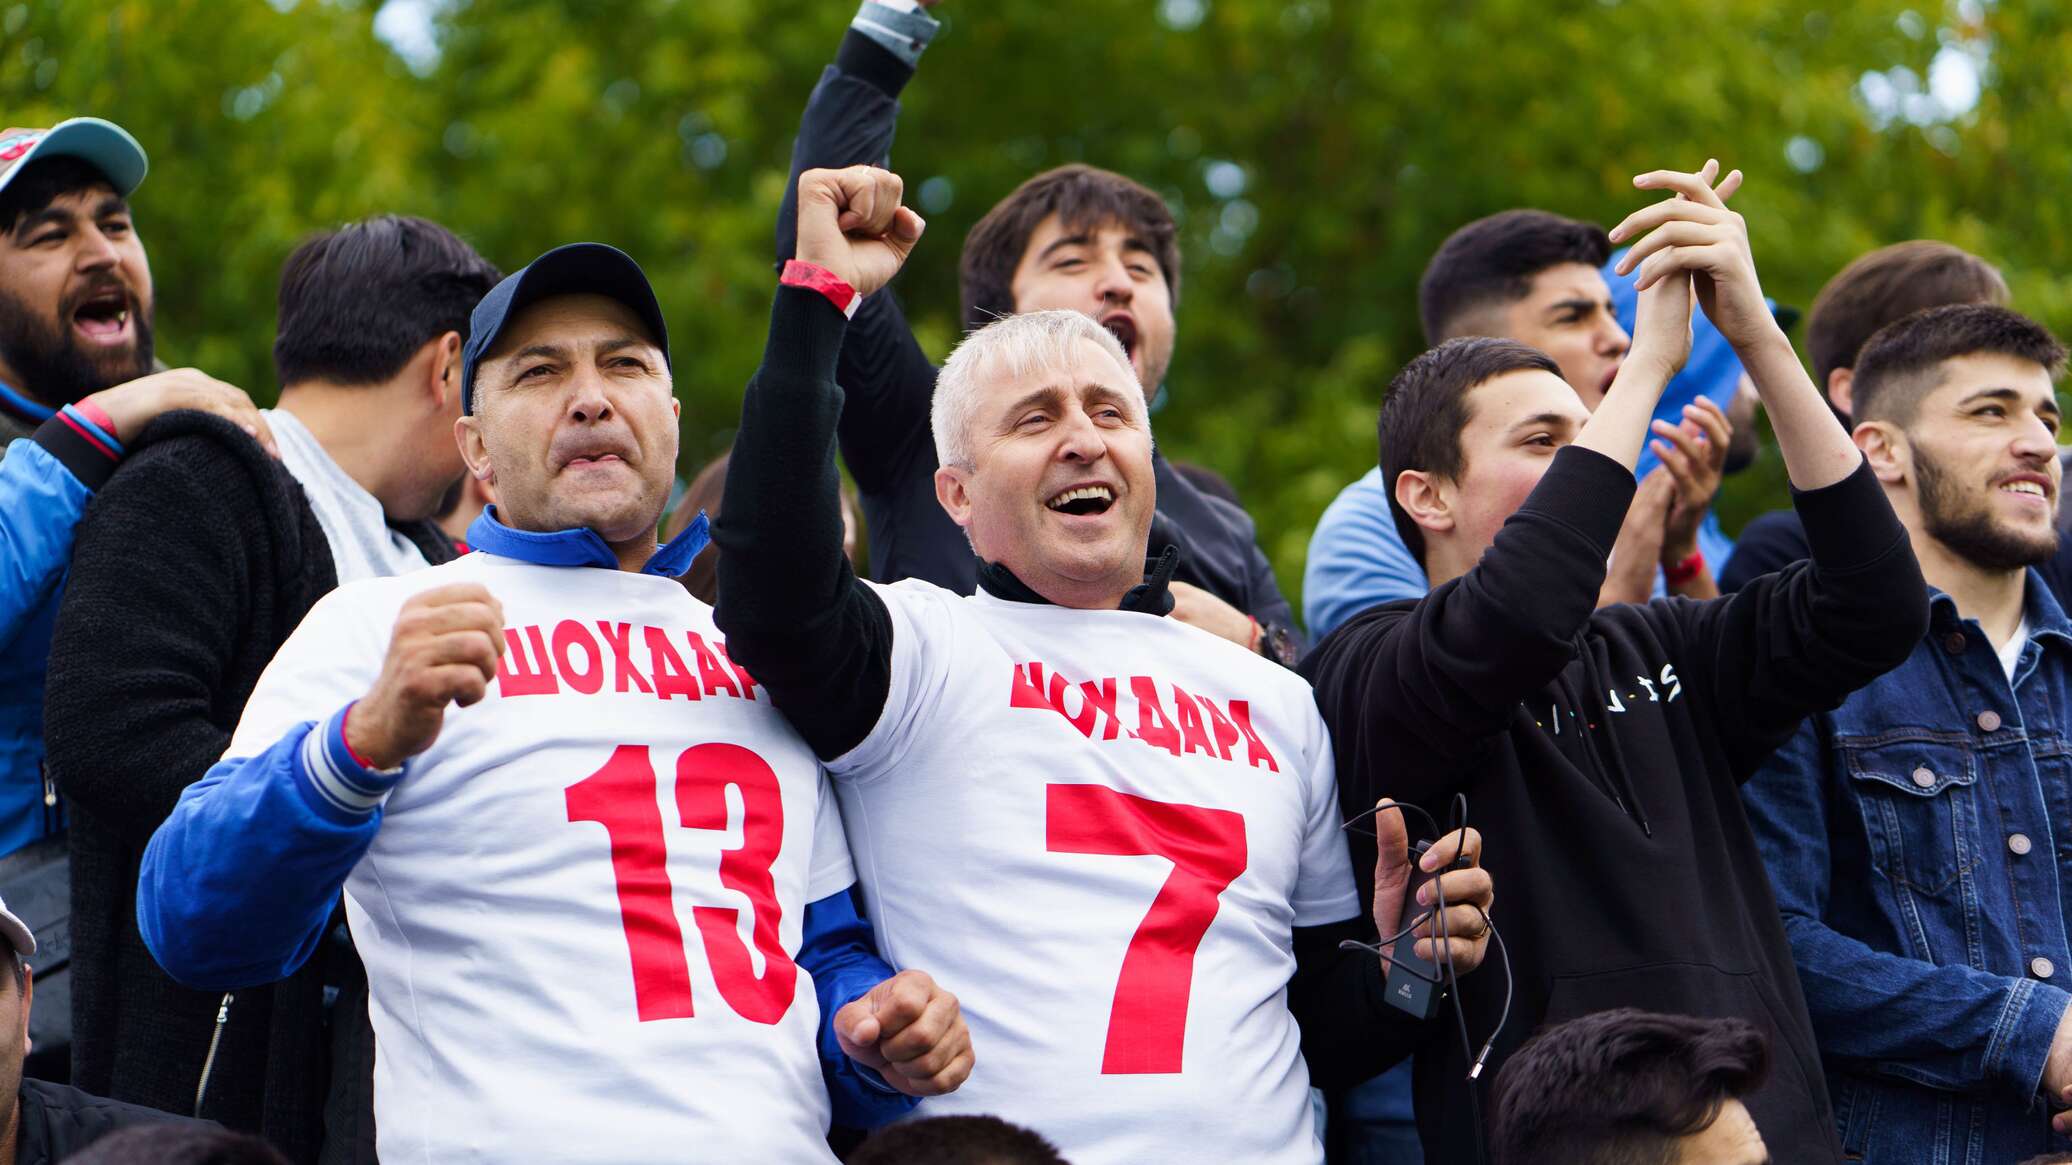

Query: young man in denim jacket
[1743,303,2072,1162]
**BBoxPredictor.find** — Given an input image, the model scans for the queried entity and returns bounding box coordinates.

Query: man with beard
[1720,241,2012,592]
[1742,304,2072,1163]
[0,118,267,854]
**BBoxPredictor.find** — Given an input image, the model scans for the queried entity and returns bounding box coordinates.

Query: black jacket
[41,411,450,1162]
[16,1077,209,1165]
[774,30,1304,657]
[1303,446,1926,1164]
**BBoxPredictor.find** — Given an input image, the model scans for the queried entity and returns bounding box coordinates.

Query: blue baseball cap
[0,118,148,199]
[461,242,671,414]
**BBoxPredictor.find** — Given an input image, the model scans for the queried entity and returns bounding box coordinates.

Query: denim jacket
[1744,575,2072,1164]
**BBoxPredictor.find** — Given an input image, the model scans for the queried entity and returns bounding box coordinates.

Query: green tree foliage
[6,0,2066,617]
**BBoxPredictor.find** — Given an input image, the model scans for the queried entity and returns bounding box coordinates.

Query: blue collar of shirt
[0,379,54,425]
[464,505,710,577]
[1927,569,2072,649]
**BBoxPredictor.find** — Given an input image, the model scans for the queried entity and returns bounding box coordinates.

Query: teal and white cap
[0,117,148,199]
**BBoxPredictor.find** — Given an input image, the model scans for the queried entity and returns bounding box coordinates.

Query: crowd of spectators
[1,3,2068,1163]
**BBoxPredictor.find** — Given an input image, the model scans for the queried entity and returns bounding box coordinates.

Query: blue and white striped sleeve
[138,579,399,990]
[139,703,403,990]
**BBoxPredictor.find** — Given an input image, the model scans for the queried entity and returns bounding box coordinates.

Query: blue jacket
[0,402,125,854]
[1743,578,2072,1164]
[138,508,914,1129]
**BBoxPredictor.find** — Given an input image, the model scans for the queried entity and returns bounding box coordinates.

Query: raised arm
[716,166,925,759]
[1609,163,1860,492]
[770,4,967,597]
[1609,163,1927,761]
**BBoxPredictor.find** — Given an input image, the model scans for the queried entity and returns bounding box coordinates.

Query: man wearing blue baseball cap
[135,242,972,1162]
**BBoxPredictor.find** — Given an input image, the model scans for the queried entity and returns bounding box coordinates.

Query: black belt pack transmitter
[1385,839,1466,1021]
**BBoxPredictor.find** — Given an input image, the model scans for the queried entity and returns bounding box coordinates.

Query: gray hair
[931,310,1144,469]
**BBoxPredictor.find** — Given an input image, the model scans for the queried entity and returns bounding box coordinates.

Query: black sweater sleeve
[772,28,971,593]
[1716,509,1810,592]
[1668,458,1926,780]
[44,446,252,844]
[1287,919,1430,1089]
[713,286,894,762]
[1302,446,1635,809]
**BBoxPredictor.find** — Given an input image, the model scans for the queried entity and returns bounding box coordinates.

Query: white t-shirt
[831,581,1361,1165]
[224,552,855,1164]
[1998,614,2031,684]
[265,408,431,584]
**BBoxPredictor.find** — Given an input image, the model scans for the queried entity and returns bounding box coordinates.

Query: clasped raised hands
[794,166,926,301]
[1610,159,1777,355]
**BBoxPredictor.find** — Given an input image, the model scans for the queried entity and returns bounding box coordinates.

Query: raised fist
[833,968,974,1097]
[87,368,276,457]
[794,165,925,301]
[344,584,505,771]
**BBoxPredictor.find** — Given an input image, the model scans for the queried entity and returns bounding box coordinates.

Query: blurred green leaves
[5,0,2067,617]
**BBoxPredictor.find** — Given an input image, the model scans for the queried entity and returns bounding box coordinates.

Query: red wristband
[1664,549,1705,587]
[73,397,119,443]
[780,260,861,319]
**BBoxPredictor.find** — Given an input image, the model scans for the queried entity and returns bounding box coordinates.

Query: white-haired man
[713,165,1498,1165]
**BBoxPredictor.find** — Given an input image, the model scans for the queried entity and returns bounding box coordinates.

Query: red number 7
[1046,784,1248,1074]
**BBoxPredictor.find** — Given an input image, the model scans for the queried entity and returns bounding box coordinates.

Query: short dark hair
[273,215,501,387]
[1851,303,2066,427]
[57,1123,290,1165]
[1807,241,2009,395]
[0,155,119,235]
[3,948,21,994]
[846,1115,1068,1165]
[960,164,1179,330]
[1418,210,1612,345]
[1491,1009,1770,1165]
[1379,336,1562,565]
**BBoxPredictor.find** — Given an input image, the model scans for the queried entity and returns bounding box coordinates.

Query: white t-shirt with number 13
[222,551,857,1164]
[832,580,1362,1165]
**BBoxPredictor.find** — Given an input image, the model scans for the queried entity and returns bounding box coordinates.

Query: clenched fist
[794,165,925,301]
[344,584,505,771]
[833,969,974,1097]
[87,368,276,457]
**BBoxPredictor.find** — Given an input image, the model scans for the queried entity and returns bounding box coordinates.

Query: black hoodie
[1303,445,1926,1163]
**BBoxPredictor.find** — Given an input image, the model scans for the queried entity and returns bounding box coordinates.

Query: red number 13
[566,743,796,1025]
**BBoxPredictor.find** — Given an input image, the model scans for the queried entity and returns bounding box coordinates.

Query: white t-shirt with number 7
[832,580,1361,1165]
